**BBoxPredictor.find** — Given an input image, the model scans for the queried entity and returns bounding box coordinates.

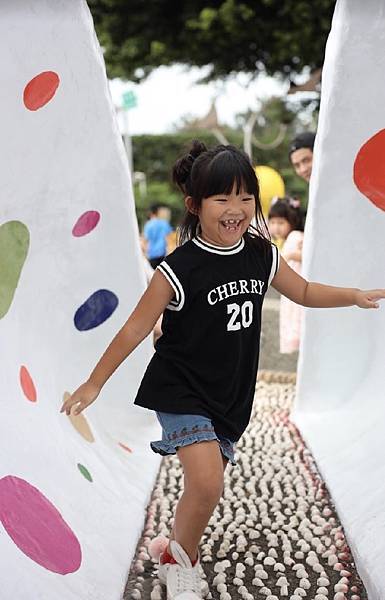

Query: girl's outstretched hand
[60,381,101,416]
[355,289,385,309]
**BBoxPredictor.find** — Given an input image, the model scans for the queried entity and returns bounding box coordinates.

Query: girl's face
[191,183,256,247]
[268,217,292,240]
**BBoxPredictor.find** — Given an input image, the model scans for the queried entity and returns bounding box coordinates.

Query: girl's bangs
[196,151,258,199]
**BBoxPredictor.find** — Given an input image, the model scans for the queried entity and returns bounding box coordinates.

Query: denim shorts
[150,412,236,465]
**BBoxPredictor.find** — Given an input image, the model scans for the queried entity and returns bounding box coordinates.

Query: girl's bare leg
[167,441,228,562]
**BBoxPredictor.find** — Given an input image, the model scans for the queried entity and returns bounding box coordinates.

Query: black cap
[289,132,316,155]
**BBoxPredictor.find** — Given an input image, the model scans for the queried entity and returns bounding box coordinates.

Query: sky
[108,65,287,136]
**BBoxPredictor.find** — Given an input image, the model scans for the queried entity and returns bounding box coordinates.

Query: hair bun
[172,139,207,193]
[189,139,207,159]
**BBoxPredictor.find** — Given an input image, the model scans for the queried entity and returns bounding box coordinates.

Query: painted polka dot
[23,71,60,111]
[0,221,30,320]
[64,392,95,443]
[72,211,101,237]
[77,464,93,482]
[353,129,385,211]
[20,366,37,402]
[119,442,133,453]
[0,476,81,574]
[74,289,118,331]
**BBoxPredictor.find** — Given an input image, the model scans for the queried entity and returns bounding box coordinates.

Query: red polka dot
[353,129,385,211]
[20,366,37,402]
[23,71,60,111]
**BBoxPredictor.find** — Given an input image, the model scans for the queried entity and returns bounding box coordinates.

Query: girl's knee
[186,471,224,506]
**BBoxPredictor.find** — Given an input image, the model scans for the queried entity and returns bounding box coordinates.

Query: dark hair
[172,140,270,247]
[149,203,161,215]
[268,196,305,232]
[289,132,316,156]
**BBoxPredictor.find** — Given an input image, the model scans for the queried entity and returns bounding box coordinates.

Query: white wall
[0,2,160,599]
[294,1,385,598]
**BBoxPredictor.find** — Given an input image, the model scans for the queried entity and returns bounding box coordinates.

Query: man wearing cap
[289,132,316,183]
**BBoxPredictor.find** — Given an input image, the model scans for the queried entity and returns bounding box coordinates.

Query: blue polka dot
[74,290,118,331]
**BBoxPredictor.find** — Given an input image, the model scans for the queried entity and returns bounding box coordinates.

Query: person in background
[143,203,173,269]
[268,196,305,353]
[289,132,316,183]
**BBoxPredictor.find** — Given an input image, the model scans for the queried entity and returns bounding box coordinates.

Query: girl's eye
[214,198,227,202]
[242,197,253,202]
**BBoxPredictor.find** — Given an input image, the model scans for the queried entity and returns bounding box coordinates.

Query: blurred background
[87,0,334,229]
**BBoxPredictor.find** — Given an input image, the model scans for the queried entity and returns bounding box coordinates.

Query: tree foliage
[87,0,335,83]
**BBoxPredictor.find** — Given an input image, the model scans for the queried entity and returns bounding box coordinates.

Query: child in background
[268,196,305,353]
[61,141,385,600]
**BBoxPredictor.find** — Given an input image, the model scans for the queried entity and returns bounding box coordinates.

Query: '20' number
[226,301,253,331]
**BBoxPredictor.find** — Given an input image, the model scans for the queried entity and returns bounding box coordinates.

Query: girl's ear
[185,196,199,215]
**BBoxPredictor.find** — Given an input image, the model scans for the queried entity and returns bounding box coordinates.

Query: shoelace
[175,565,201,595]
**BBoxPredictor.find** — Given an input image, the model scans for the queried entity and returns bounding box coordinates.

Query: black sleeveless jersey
[134,235,279,441]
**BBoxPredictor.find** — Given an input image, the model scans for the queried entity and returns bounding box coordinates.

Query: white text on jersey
[207,279,265,306]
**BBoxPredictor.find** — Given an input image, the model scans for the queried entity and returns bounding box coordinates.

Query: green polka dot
[77,464,92,482]
[0,221,30,319]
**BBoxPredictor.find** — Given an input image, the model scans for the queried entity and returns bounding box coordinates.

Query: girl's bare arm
[272,257,385,309]
[61,270,174,414]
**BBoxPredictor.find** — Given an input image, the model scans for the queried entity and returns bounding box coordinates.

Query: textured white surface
[0,2,160,599]
[294,1,385,598]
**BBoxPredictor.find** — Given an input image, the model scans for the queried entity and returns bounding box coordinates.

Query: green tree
[87,0,334,83]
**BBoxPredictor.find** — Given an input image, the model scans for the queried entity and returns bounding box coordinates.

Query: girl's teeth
[222,219,240,230]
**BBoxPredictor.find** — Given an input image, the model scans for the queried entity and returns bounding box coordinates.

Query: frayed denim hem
[150,433,236,465]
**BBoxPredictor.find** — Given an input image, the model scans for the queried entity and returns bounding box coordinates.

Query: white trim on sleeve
[268,244,280,287]
[157,262,185,311]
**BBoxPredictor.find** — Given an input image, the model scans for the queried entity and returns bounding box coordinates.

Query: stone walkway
[123,293,367,600]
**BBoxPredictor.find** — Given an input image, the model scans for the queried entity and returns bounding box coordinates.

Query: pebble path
[123,375,367,600]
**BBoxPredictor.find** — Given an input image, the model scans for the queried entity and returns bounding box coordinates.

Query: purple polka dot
[72,211,100,237]
[0,476,82,574]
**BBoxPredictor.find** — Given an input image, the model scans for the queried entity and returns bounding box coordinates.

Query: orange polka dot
[20,366,37,402]
[118,442,133,453]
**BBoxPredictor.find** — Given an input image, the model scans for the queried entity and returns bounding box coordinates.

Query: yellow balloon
[254,165,285,216]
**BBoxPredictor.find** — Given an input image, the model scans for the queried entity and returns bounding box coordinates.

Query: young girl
[61,141,384,600]
[268,196,305,353]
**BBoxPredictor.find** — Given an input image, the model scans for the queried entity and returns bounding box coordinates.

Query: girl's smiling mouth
[220,218,243,231]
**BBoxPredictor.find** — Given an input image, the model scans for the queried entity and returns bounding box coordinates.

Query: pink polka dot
[72,211,101,237]
[0,476,82,574]
[23,71,60,111]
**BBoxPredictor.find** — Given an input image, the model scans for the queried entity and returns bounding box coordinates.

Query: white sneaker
[166,540,202,599]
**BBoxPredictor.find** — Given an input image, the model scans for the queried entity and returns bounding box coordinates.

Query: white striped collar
[192,236,245,255]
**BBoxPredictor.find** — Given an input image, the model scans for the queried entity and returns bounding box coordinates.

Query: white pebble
[299,578,311,590]
[150,587,162,600]
[335,584,348,593]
